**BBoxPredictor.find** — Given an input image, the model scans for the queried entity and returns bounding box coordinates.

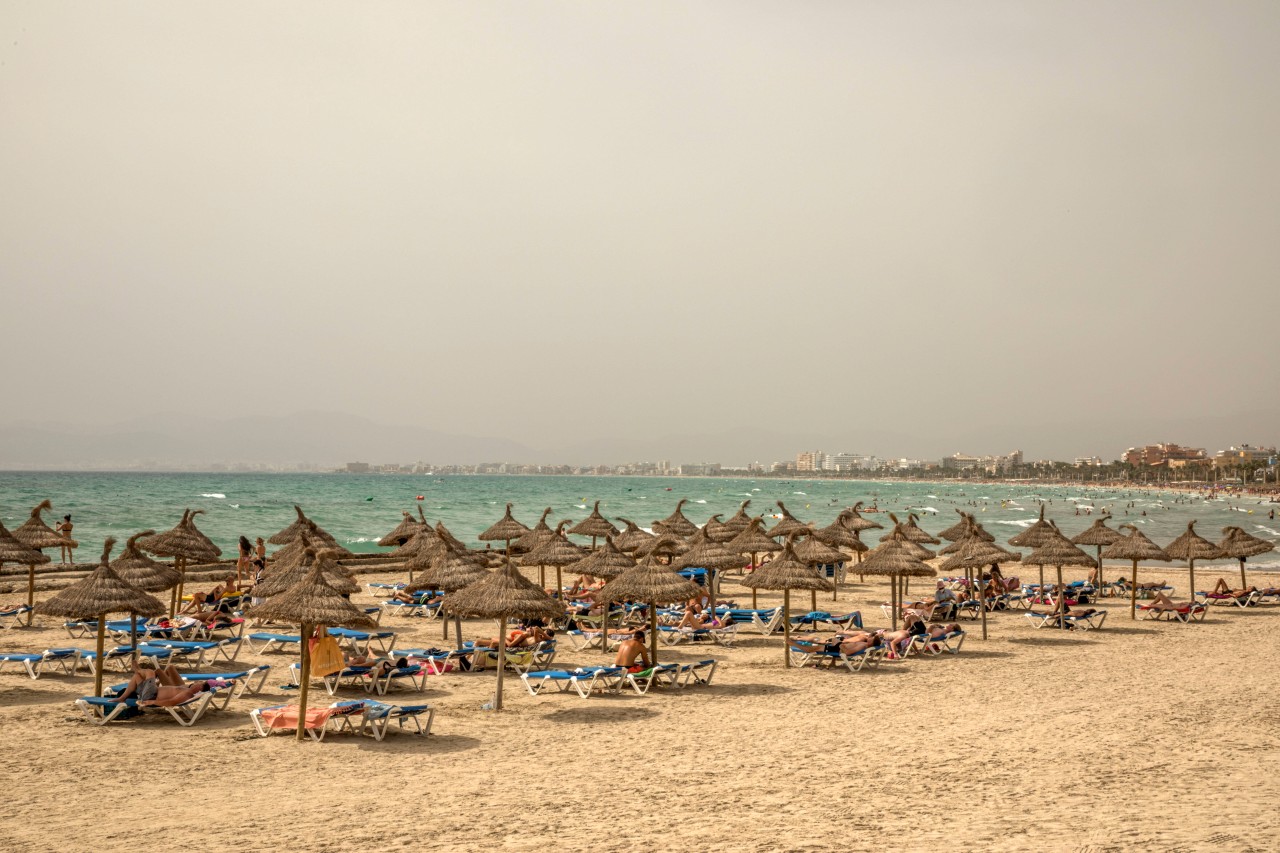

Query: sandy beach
[2,560,1277,853]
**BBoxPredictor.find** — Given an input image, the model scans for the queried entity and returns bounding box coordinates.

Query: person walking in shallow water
[55,514,75,565]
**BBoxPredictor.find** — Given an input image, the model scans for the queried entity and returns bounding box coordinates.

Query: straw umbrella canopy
[939,510,994,543]
[858,532,937,629]
[378,511,423,548]
[36,538,165,696]
[185,510,224,560]
[654,499,699,538]
[701,514,736,544]
[766,501,810,540]
[1008,503,1055,549]
[140,510,221,616]
[13,499,77,556]
[268,505,313,545]
[1164,521,1226,601]
[435,522,470,554]
[1102,525,1172,620]
[727,518,783,608]
[673,525,744,612]
[612,518,655,554]
[254,547,359,599]
[882,513,940,546]
[841,503,883,534]
[1217,526,1275,589]
[1023,533,1098,628]
[445,562,564,710]
[813,512,867,551]
[939,534,1021,640]
[637,531,691,560]
[512,508,555,554]
[478,503,531,555]
[595,554,702,669]
[740,538,833,667]
[406,548,491,649]
[265,530,319,573]
[1070,517,1125,587]
[791,530,847,608]
[721,500,755,536]
[0,518,51,625]
[567,501,619,549]
[521,520,586,594]
[110,530,181,593]
[248,561,376,741]
[388,523,441,561]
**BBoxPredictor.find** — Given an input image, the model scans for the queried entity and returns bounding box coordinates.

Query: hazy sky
[2,2,1278,464]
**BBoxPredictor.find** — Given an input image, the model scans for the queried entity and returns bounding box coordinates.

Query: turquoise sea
[1,473,1277,569]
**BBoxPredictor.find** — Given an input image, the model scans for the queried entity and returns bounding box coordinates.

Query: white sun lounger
[0,648,82,679]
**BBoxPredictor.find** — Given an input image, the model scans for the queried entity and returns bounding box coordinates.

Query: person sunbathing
[614,630,652,673]
[792,632,881,657]
[1145,592,1195,612]
[566,575,604,597]
[479,621,554,650]
[116,661,213,706]
[675,609,731,631]
[1210,579,1257,597]
[389,589,440,605]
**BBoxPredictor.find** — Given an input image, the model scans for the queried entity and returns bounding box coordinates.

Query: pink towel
[259,705,335,730]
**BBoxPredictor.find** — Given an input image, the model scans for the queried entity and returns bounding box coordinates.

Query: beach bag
[309,627,344,677]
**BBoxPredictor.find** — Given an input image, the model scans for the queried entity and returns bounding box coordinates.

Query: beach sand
[2,563,1277,852]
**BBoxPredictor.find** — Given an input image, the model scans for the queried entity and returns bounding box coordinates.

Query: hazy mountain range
[0,407,1276,470]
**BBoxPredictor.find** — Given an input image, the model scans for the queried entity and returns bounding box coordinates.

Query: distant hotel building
[1123,443,1207,467]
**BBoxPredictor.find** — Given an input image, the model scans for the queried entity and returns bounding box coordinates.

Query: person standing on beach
[236,536,252,585]
[55,514,75,565]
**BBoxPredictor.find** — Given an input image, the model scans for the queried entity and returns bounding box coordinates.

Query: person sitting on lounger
[181,576,237,614]
[1210,579,1257,597]
[566,575,604,598]
[614,630,652,673]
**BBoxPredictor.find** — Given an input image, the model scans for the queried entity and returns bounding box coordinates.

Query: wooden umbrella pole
[832,562,839,602]
[1057,565,1066,630]
[454,614,464,651]
[602,603,609,657]
[750,552,758,610]
[782,588,791,668]
[556,566,563,599]
[980,571,989,641]
[26,565,35,624]
[494,619,506,711]
[810,587,817,614]
[295,622,312,742]
[1240,558,1247,590]
[1130,559,1138,621]
[443,606,449,640]
[1096,546,1104,588]
[648,602,658,668]
[539,565,546,592]
[130,613,139,667]
[93,618,106,697]
[891,574,898,631]
[1188,559,1196,602]
[708,569,717,615]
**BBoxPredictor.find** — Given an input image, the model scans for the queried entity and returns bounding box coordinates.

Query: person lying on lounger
[614,630,652,673]
[566,575,604,598]
[1145,592,1196,612]
[116,661,215,706]
[478,620,554,650]
[675,609,732,631]
[791,632,882,657]
[388,589,441,605]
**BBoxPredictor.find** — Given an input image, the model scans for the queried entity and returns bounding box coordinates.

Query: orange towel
[259,705,335,730]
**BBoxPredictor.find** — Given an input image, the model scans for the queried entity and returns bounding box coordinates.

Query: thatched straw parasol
[140,510,221,616]
[858,531,937,629]
[110,530,181,593]
[938,510,994,543]
[567,501,619,549]
[1164,521,1226,601]
[741,538,832,667]
[1024,533,1098,628]
[1218,526,1275,589]
[445,562,564,710]
[521,520,585,594]
[654,499,699,538]
[813,512,866,551]
[1070,517,1125,588]
[881,513,940,546]
[766,501,810,540]
[248,562,376,741]
[512,508,555,554]
[637,531,691,560]
[792,531,847,609]
[378,511,423,548]
[612,518,655,554]
[721,500,755,536]
[1102,524,1172,620]
[841,503,883,533]
[255,548,358,599]
[1008,503,1055,549]
[939,533,1021,640]
[701,514,736,544]
[12,499,77,557]
[388,523,440,561]
[478,503,531,556]
[673,525,743,613]
[435,522,470,554]
[727,518,782,609]
[406,548,491,649]
[36,538,165,696]
[595,555,702,669]
[268,505,313,546]
[0,517,51,625]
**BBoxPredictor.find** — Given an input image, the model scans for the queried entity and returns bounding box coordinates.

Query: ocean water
[1,473,1277,570]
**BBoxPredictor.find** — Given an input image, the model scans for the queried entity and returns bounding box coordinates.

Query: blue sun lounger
[289,661,429,696]
[789,611,863,631]
[0,605,33,628]
[0,648,82,679]
[359,701,435,740]
[247,632,301,654]
[141,638,243,666]
[78,645,173,673]
[520,666,627,698]
[76,685,225,726]
[326,627,396,655]
[788,643,884,672]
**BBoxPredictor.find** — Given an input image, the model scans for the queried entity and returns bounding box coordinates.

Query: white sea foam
[915,507,940,514]
[200,493,226,499]
[575,504,588,509]
[793,492,806,495]
[229,504,240,509]
[993,519,1037,528]
[694,499,707,504]
[1255,525,1280,536]
[347,537,376,543]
